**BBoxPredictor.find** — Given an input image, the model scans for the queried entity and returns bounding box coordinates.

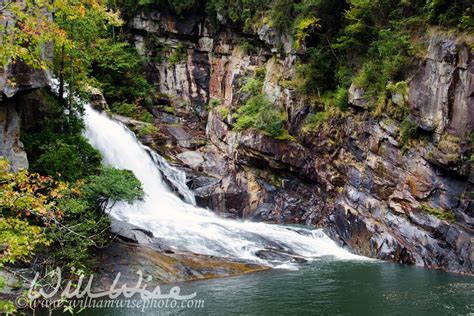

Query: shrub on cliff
[90,39,153,107]
[234,94,285,138]
[234,77,286,138]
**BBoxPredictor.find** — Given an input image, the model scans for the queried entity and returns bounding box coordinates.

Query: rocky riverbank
[119,12,473,274]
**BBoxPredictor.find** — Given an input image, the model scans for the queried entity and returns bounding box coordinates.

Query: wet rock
[94,241,270,288]
[166,125,204,149]
[186,172,220,208]
[87,86,109,111]
[110,219,154,244]
[255,248,307,263]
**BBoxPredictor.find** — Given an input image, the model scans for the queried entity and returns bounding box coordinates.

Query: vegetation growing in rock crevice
[399,117,419,149]
[419,203,455,222]
[168,43,188,65]
[233,77,287,139]
[22,90,102,182]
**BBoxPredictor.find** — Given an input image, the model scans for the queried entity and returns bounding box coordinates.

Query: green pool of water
[45,258,473,315]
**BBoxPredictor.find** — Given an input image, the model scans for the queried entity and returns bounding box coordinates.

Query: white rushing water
[82,103,363,266]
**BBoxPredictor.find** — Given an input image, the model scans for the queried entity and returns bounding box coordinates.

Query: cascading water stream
[82,102,364,267]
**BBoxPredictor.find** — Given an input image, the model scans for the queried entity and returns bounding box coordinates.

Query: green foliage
[334,86,349,110]
[33,138,102,182]
[50,0,124,96]
[116,0,199,19]
[167,0,197,16]
[22,91,102,182]
[0,218,49,265]
[400,117,419,145]
[269,0,295,32]
[294,16,321,49]
[234,94,285,138]
[0,159,63,264]
[426,0,474,29]
[168,44,187,65]
[82,167,144,212]
[242,77,263,95]
[0,157,144,269]
[137,123,159,137]
[302,112,326,133]
[295,47,337,97]
[353,29,412,108]
[109,101,156,126]
[385,81,410,120]
[419,203,455,222]
[139,111,154,124]
[90,39,153,107]
[2,0,153,113]
[236,38,258,54]
[0,299,16,315]
[209,98,221,108]
[111,102,136,117]
[458,10,474,31]
[234,75,287,138]
[206,0,268,25]
[218,106,230,119]
[163,106,175,113]
[53,167,143,266]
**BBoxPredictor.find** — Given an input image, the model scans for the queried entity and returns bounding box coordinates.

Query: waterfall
[82,103,363,266]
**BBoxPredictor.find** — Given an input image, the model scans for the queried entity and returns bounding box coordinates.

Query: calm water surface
[66,258,474,315]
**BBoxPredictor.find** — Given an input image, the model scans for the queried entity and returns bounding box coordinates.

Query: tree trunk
[58,44,65,100]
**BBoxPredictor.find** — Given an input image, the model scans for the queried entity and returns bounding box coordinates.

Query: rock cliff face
[0,2,51,171]
[0,66,50,171]
[0,97,28,171]
[410,33,473,138]
[127,12,473,274]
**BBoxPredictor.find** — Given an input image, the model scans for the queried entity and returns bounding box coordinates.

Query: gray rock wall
[0,99,28,171]
[409,33,473,138]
